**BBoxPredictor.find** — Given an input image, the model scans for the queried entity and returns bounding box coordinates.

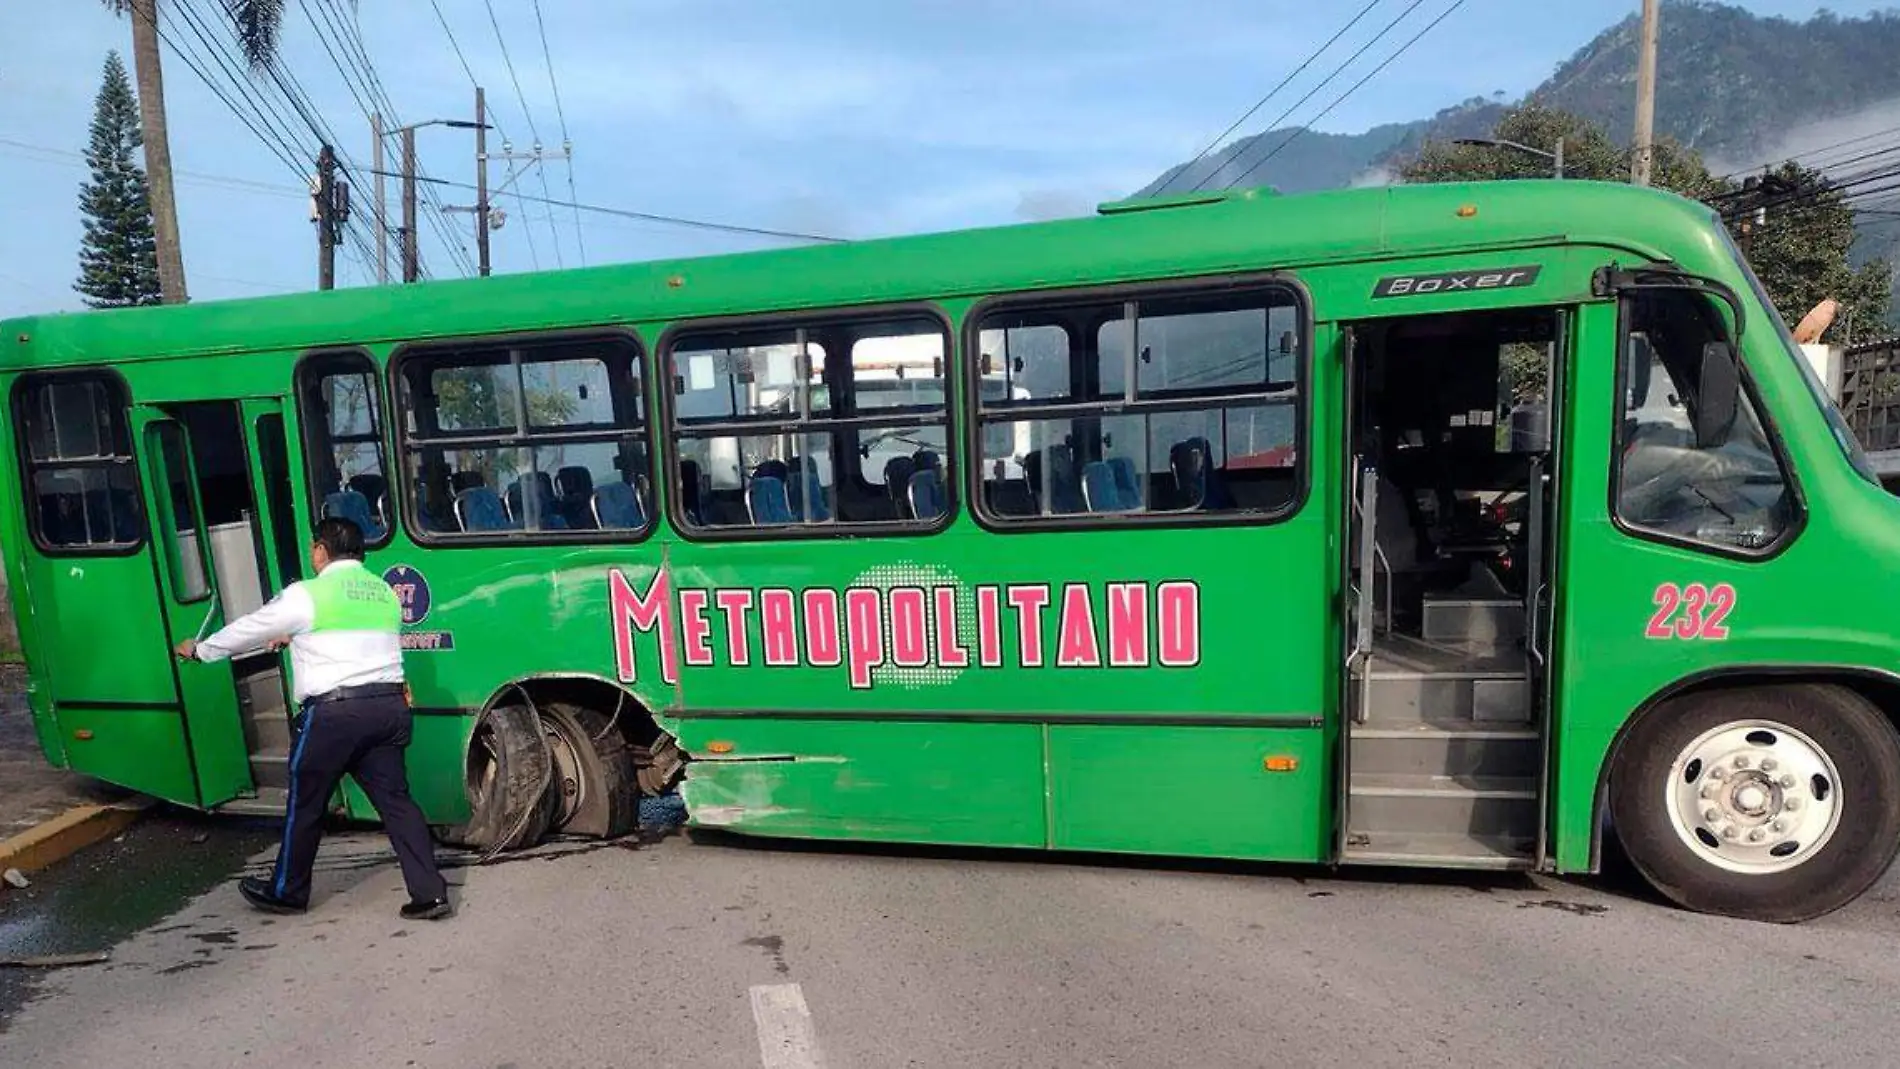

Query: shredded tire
[438,704,559,852]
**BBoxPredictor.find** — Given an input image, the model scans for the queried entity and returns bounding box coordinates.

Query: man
[176,517,451,920]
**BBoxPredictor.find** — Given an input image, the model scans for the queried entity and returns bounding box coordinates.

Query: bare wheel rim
[542,717,587,828]
[1665,718,1844,875]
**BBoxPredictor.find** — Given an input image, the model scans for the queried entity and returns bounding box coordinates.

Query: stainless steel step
[1356,672,1533,725]
[1350,726,1540,779]
[1348,774,1539,839]
[219,787,288,816]
[250,754,290,790]
[1422,597,1525,646]
[246,710,293,754]
[1341,831,1535,870]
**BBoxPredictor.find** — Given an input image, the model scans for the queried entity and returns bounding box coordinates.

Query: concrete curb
[0,796,155,875]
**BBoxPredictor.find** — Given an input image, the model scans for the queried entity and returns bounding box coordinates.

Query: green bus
[6,179,1898,923]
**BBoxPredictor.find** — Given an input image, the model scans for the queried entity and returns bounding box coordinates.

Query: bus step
[1347,773,1538,840]
[1350,726,1540,779]
[1342,831,1534,871]
[220,787,288,816]
[1422,597,1525,646]
[245,711,292,754]
[250,754,290,790]
[1358,673,1532,725]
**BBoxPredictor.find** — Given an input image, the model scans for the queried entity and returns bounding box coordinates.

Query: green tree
[75,52,161,310]
[1401,102,1891,340]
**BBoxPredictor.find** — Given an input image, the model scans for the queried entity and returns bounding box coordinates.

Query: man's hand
[173,639,198,661]
[266,638,289,653]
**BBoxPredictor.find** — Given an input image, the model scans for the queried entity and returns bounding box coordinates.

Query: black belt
[302,682,405,707]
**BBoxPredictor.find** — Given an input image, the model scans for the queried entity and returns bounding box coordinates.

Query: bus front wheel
[1611,683,1900,923]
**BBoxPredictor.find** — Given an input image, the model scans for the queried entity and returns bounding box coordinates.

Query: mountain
[1142,1,1900,196]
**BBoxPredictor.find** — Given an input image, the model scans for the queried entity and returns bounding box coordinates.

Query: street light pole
[380,112,491,284]
[1454,137,1564,179]
[401,126,418,284]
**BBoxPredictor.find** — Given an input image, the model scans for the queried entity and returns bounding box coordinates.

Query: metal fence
[1842,337,1900,454]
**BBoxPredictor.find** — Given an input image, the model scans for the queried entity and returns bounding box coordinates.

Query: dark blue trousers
[274,689,448,908]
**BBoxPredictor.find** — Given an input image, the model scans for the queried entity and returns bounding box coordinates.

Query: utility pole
[314,144,338,290]
[1631,0,1661,186]
[371,113,388,284]
[475,87,492,277]
[401,126,419,284]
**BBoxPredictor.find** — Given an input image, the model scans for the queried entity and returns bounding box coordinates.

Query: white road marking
[750,983,825,1069]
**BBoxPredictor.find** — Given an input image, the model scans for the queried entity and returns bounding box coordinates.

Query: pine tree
[75,51,162,309]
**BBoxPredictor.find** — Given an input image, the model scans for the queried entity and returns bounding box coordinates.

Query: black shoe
[400,897,452,921]
[238,876,306,915]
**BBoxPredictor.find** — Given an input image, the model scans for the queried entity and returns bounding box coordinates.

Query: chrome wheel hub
[1666,719,1842,874]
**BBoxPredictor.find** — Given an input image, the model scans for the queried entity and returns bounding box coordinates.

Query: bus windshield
[1717,223,1882,487]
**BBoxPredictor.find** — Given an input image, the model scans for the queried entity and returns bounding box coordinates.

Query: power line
[309,0,477,280]
[0,136,306,198]
[367,172,847,244]
[1224,0,1468,192]
[1165,0,1385,195]
[482,0,564,269]
[281,0,473,277]
[171,0,384,270]
[1194,0,1435,193]
[533,0,587,266]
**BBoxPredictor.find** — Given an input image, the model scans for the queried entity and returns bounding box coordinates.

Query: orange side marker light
[1263,755,1298,772]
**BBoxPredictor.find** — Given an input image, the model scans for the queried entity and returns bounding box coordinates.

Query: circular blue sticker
[382,565,431,626]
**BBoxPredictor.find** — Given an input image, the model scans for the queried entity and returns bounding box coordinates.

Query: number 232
[1646,582,1735,640]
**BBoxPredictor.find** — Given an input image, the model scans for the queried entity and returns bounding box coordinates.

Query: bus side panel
[51,704,196,803]
[20,552,181,704]
[680,720,1046,848]
[1048,724,1328,859]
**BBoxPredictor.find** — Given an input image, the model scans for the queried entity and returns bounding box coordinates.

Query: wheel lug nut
[1780,775,1796,789]
[1772,821,1786,833]
[1722,826,1739,839]
[1786,798,1801,811]
[1705,808,1723,823]
[1734,755,1751,769]
[1748,829,1765,843]
[1760,758,1778,772]
[1711,767,1728,781]
[1701,784,1718,799]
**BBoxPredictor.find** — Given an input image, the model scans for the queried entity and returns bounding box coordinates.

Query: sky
[0,0,1890,319]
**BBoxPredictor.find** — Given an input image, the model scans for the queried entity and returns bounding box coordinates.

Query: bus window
[15,375,144,551]
[296,351,392,546]
[148,421,211,602]
[1615,289,1794,553]
[667,314,950,531]
[396,334,650,537]
[973,284,1302,523]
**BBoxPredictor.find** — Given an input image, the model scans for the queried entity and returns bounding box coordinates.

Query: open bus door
[126,404,254,807]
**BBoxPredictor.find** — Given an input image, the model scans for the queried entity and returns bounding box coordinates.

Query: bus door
[1338,307,1565,870]
[125,403,253,807]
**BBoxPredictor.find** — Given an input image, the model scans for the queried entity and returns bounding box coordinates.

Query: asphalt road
[3,815,1900,1069]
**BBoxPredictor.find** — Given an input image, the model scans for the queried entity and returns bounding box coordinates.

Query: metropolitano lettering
[606,569,1202,690]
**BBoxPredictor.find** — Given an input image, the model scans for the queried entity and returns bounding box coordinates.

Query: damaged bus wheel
[439,704,559,852]
[540,702,640,839]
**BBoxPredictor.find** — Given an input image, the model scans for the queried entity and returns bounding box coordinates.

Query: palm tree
[102,0,289,306]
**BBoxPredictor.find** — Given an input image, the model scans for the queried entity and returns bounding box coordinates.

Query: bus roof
[1,180,1719,370]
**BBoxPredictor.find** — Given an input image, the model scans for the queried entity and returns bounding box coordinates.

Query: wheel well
[485,674,667,749]
[1591,666,1900,870]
